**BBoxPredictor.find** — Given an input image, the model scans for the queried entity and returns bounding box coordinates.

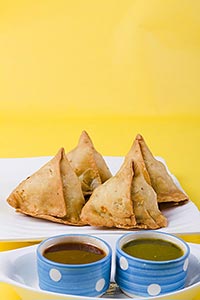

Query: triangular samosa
[80,159,167,229]
[130,134,189,203]
[125,136,151,185]
[67,130,112,198]
[7,148,86,225]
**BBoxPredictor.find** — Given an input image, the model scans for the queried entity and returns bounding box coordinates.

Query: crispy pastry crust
[7,148,86,225]
[67,131,112,198]
[81,159,167,229]
[136,134,189,203]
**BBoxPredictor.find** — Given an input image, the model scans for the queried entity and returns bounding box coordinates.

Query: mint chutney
[122,238,184,261]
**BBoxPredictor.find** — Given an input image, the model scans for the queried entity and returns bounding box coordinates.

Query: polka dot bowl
[115,231,190,298]
[37,234,112,297]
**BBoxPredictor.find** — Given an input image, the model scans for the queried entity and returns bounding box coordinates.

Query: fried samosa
[80,159,167,229]
[7,148,86,225]
[125,136,151,185]
[127,134,189,203]
[67,130,112,198]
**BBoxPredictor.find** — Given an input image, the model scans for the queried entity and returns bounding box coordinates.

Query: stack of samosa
[7,131,112,225]
[7,132,189,229]
[81,134,188,229]
[81,159,167,229]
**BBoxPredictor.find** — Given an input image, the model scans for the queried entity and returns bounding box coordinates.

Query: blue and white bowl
[37,234,112,297]
[115,231,190,298]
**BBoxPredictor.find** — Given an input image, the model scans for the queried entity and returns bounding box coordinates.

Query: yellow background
[0,1,200,299]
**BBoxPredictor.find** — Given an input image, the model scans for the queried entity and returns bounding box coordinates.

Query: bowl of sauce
[115,231,190,298]
[43,241,106,264]
[37,234,112,297]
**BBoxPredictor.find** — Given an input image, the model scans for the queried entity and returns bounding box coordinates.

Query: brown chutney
[43,242,106,264]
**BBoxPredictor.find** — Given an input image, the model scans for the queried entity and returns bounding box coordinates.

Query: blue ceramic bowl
[115,231,190,298]
[37,234,112,297]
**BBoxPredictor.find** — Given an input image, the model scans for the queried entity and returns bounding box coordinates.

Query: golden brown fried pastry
[130,134,189,203]
[80,159,167,229]
[125,136,151,185]
[131,160,167,229]
[67,130,112,198]
[7,148,86,225]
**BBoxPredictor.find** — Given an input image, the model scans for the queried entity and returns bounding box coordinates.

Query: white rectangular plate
[0,156,200,241]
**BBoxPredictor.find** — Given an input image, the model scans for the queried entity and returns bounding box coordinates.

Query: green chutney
[122,238,184,261]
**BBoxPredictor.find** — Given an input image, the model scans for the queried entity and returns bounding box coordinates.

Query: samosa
[127,134,189,203]
[80,159,167,229]
[125,136,151,185]
[67,130,112,199]
[7,148,86,225]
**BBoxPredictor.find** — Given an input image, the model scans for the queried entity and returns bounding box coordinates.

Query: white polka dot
[147,284,161,296]
[120,256,129,270]
[49,268,62,282]
[95,278,105,292]
[183,258,189,271]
